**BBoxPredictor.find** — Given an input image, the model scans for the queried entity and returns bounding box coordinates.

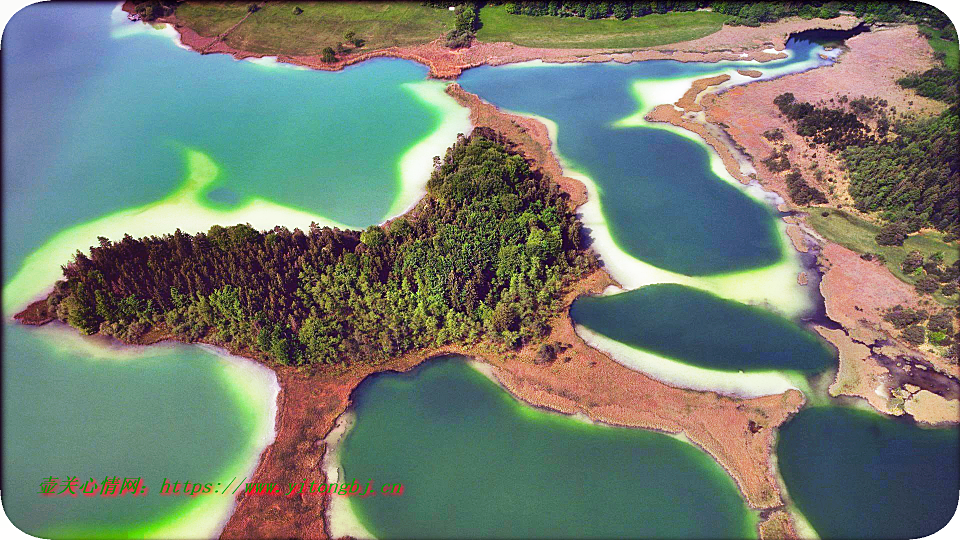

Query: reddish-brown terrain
[132,0,859,79]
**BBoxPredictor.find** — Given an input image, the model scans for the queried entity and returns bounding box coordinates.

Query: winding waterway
[3,4,958,539]
[338,358,756,539]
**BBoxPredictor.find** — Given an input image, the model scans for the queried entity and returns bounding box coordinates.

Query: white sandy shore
[2,150,348,317]
[517,109,811,317]
[575,325,799,397]
[174,344,281,539]
[323,411,377,540]
[388,80,473,218]
[11,322,280,539]
[4,83,470,320]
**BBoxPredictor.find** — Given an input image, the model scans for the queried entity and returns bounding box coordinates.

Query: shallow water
[339,358,756,539]
[0,3,464,536]
[5,5,956,538]
[777,406,959,539]
[570,283,836,373]
[1,323,278,538]
[457,40,830,277]
[2,2,466,289]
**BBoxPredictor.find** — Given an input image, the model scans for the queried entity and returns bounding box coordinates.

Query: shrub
[901,325,926,345]
[883,306,928,328]
[915,277,940,295]
[762,150,791,173]
[784,169,827,205]
[763,128,785,141]
[901,250,924,273]
[928,312,955,334]
[875,223,908,246]
[321,47,336,63]
[942,282,958,296]
[535,342,559,364]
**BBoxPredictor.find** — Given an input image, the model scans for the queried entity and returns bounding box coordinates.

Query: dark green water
[457,45,831,276]
[339,358,756,538]
[569,284,836,372]
[777,406,959,539]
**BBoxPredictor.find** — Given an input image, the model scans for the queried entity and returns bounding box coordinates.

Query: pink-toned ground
[666,24,960,424]
[141,1,860,79]
[103,7,958,537]
[815,242,958,422]
[213,266,806,538]
[677,74,731,112]
[703,24,944,211]
[16,81,812,538]
[644,66,957,424]
[758,509,800,540]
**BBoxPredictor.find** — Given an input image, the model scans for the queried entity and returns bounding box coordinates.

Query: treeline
[845,109,959,235]
[898,68,959,105]
[41,131,597,366]
[773,92,958,235]
[446,4,481,48]
[480,1,952,28]
[773,93,880,151]
[129,0,181,22]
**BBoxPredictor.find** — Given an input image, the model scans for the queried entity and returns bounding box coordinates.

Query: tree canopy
[43,131,597,367]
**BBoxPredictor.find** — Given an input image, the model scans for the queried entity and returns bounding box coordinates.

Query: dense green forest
[40,131,596,366]
[773,91,959,236]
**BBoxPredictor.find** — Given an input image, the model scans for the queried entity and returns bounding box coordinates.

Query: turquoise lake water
[339,358,756,539]
[777,406,959,539]
[1,323,277,538]
[1,3,459,536]
[569,284,836,372]
[457,44,829,276]
[2,4,958,538]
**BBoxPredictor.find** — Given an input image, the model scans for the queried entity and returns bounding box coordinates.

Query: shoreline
[22,8,951,539]
[16,87,810,539]
[685,25,959,425]
[123,1,860,79]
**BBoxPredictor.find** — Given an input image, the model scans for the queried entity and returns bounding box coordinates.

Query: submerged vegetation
[33,131,597,366]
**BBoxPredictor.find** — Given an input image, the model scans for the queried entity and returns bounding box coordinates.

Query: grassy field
[919,25,959,70]
[805,208,958,306]
[175,2,252,37]
[176,2,455,55]
[474,6,728,49]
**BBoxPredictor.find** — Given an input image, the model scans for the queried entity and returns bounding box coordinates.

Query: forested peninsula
[14,80,815,540]
[16,130,597,367]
